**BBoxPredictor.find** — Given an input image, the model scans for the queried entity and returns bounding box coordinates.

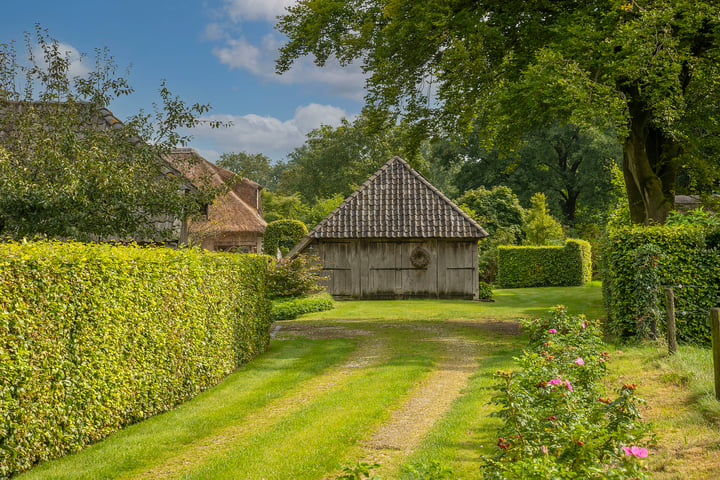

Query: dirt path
[127,326,388,480]
[354,334,479,476]
[127,322,486,480]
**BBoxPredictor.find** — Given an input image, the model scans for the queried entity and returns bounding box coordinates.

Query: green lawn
[21,282,719,480]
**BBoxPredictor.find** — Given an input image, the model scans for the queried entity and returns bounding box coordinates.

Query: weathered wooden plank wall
[309,239,478,299]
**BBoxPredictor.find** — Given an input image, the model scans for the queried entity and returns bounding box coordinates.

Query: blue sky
[1,0,365,162]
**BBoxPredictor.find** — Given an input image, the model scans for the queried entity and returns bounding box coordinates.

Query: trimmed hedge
[270,292,335,321]
[496,239,592,288]
[0,241,271,478]
[602,226,720,343]
[263,219,308,256]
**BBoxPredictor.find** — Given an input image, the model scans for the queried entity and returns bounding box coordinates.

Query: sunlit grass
[21,283,609,479]
[19,338,356,480]
[303,281,605,322]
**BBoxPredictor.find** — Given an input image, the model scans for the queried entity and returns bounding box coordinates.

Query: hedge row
[602,226,720,343]
[270,292,335,321]
[496,240,592,288]
[263,219,308,256]
[0,241,271,478]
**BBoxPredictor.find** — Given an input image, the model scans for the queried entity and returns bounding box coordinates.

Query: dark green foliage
[267,255,324,298]
[496,240,591,288]
[276,0,720,224]
[0,241,271,478]
[263,219,308,256]
[602,226,720,343]
[456,186,525,282]
[270,293,334,321]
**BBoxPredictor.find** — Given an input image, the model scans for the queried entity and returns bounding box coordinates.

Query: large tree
[447,124,623,227]
[277,0,720,224]
[217,151,282,191]
[0,27,217,241]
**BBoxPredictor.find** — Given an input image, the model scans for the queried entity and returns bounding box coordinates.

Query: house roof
[164,148,266,234]
[290,156,487,255]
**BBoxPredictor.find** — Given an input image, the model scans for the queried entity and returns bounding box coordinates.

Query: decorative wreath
[410,246,431,269]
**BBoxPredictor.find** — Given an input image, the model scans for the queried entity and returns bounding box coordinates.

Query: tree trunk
[623,100,678,225]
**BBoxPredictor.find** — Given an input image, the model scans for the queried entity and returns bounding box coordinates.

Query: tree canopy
[0,27,217,241]
[447,124,623,227]
[277,0,720,224]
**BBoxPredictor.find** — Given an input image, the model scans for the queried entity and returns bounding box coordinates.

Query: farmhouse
[166,148,266,252]
[289,156,488,299]
[0,102,201,246]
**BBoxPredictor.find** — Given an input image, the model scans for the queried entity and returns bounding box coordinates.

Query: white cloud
[190,103,351,160]
[224,0,297,22]
[32,42,90,78]
[212,33,367,101]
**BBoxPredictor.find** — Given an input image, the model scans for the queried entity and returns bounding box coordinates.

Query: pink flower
[622,446,648,458]
[581,323,586,329]
[565,380,573,392]
[548,328,558,333]
[574,357,585,366]
[631,446,648,458]
[549,378,562,386]
[541,445,548,454]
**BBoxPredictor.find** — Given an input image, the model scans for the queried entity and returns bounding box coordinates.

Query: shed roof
[291,156,487,255]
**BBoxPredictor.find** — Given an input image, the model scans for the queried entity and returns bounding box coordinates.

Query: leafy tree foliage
[0,27,217,241]
[455,186,525,282]
[523,193,565,245]
[451,124,623,227]
[216,151,282,191]
[261,191,309,224]
[277,0,720,224]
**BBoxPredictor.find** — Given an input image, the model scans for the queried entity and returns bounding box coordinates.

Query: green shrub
[270,292,334,321]
[478,281,494,301]
[496,239,592,288]
[0,241,271,478]
[601,225,720,343]
[263,219,308,256]
[482,307,652,479]
[267,255,324,298]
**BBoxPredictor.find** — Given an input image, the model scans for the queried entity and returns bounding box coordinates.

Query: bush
[0,241,271,478]
[601,225,720,343]
[482,307,652,479]
[263,219,308,256]
[267,255,325,298]
[478,281,494,301]
[496,239,592,288]
[271,293,335,321]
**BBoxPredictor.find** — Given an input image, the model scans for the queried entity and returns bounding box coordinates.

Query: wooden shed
[288,157,489,299]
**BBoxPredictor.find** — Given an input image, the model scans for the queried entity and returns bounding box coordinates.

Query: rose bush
[482,306,653,479]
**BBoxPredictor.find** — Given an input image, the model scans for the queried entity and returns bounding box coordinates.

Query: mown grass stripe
[19,338,355,480]
[184,351,436,480]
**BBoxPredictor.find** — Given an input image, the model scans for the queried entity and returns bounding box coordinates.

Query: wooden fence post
[712,308,720,402]
[665,287,677,355]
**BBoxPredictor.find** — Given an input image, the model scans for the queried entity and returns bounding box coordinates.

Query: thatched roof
[165,148,266,234]
[291,156,487,255]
